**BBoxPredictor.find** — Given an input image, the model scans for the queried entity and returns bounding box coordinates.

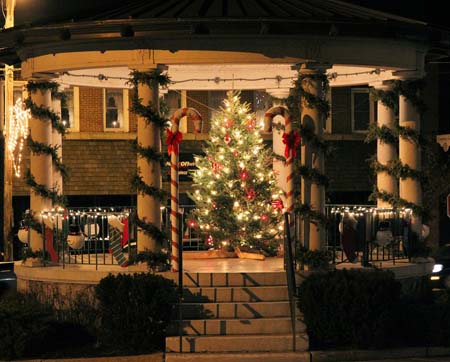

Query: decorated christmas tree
[189,91,283,252]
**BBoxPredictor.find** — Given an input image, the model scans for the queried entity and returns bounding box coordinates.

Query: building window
[104,88,128,131]
[61,88,74,129]
[351,88,375,132]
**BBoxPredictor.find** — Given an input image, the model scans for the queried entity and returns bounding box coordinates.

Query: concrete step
[178,301,291,319]
[183,285,288,302]
[167,317,305,336]
[177,272,287,287]
[165,351,310,362]
[166,333,309,353]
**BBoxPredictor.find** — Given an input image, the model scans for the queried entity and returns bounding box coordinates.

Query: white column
[299,63,327,251]
[372,81,397,208]
[399,87,422,236]
[29,87,53,250]
[51,97,63,196]
[136,69,162,252]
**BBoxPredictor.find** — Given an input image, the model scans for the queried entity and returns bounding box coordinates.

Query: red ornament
[272,199,284,211]
[224,134,231,144]
[246,188,256,200]
[261,215,269,222]
[224,119,234,128]
[212,202,217,209]
[240,169,249,180]
[233,150,239,157]
[212,162,221,173]
[246,119,255,130]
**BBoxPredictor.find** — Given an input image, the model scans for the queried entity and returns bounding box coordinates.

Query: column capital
[130,64,168,73]
[266,88,290,99]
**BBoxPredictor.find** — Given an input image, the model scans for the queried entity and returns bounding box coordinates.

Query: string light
[7,98,31,177]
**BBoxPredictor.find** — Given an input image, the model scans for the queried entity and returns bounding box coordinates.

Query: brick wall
[79,87,103,132]
[326,141,375,193]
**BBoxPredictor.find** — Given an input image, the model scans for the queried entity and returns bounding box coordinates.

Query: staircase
[165,272,309,362]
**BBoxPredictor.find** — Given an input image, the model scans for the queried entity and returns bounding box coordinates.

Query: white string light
[7,98,31,177]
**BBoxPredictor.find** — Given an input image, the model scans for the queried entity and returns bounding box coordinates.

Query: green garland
[129,70,171,244]
[128,69,171,88]
[368,78,428,217]
[27,136,69,181]
[130,172,167,202]
[130,100,168,128]
[294,203,328,227]
[24,98,66,136]
[369,188,427,219]
[365,124,398,145]
[298,165,329,187]
[131,139,166,165]
[26,81,59,95]
[369,157,426,183]
[369,87,399,115]
[284,70,331,227]
[25,169,67,206]
[134,214,168,245]
[397,125,427,146]
[22,211,43,235]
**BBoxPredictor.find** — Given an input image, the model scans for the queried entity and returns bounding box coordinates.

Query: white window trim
[351,88,374,133]
[103,88,129,132]
[65,86,80,132]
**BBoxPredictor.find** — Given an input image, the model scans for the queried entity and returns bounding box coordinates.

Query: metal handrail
[283,212,297,352]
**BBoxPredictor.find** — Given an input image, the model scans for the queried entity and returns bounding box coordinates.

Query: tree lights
[189,91,283,250]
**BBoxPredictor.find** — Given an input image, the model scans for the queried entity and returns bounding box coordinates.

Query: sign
[166,153,201,182]
[447,193,450,218]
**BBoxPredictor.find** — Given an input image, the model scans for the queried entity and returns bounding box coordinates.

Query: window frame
[61,86,80,132]
[351,87,375,133]
[103,88,129,132]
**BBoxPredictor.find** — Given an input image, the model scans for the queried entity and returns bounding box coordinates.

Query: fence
[19,204,412,268]
[324,205,411,265]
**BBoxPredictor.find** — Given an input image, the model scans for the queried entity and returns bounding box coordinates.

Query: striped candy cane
[264,106,297,217]
[168,108,202,272]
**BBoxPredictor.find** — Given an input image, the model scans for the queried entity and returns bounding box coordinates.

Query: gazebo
[0,0,446,261]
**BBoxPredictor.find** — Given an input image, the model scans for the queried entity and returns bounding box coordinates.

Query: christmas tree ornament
[224,133,231,144]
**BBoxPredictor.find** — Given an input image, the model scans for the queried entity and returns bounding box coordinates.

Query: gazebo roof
[0,0,446,69]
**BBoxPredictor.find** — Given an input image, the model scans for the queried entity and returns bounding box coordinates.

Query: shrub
[0,293,54,360]
[128,250,170,272]
[297,269,401,349]
[95,273,178,353]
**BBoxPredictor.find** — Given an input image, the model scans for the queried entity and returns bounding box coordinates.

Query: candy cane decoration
[168,108,202,272]
[264,106,299,218]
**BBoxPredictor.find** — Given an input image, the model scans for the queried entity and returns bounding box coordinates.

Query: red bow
[166,129,183,156]
[282,131,301,159]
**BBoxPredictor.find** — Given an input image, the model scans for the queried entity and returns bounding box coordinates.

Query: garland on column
[24,81,69,212]
[27,136,69,181]
[366,79,428,218]
[129,69,170,243]
[286,72,331,226]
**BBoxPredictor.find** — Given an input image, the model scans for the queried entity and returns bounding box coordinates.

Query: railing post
[177,211,184,353]
[284,212,297,352]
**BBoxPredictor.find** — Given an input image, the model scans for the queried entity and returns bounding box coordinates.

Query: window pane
[353,92,370,131]
[105,89,123,128]
[61,89,74,128]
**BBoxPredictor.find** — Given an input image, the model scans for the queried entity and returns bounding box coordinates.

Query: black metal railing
[325,205,411,265]
[283,212,298,352]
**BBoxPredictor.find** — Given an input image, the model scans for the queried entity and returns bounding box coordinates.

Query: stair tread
[167,333,306,338]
